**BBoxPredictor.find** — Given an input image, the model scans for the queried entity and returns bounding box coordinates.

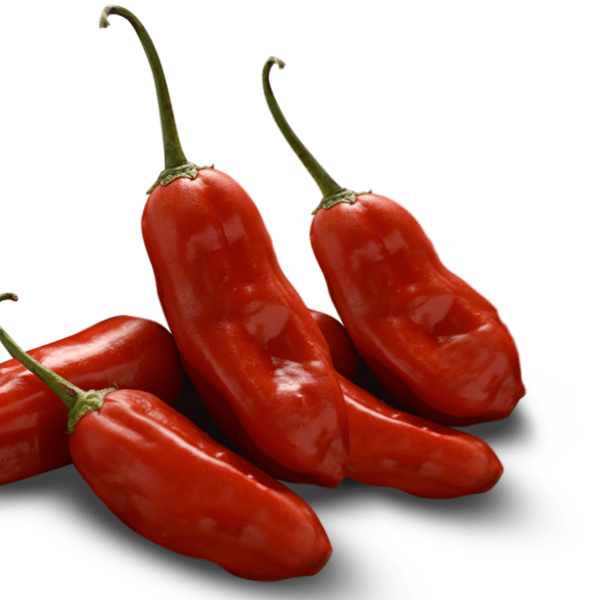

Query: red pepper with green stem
[0,293,332,580]
[263,57,525,426]
[100,7,350,486]
[0,309,183,487]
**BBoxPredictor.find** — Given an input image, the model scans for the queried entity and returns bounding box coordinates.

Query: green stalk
[262,57,358,214]
[0,294,116,433]
[100,5,210,192]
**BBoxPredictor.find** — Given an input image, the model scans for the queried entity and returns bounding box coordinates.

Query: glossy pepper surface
[296,311,504,497]
[187,307,503,499]
[263,57,525,426]
[338,375,503,497]
[0,313,183,486]
[101,7,350,485]
[0,293,332,581]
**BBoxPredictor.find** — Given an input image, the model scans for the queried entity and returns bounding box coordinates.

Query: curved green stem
[263,57,357,213]
[0,294,116,432]
[100,6,210,192]
[0,293,18,303]
[100,5,186,170]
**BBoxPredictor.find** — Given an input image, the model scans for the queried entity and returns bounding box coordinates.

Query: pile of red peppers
[0,6,524,582]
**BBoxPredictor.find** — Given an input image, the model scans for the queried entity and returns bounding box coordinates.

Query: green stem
[0,294,116,432]
[263,57,358,213]
[100,5,187,170]
[100,6,210,192]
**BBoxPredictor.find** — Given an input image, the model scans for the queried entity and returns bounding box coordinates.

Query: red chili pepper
[173,373,238,451]
[0,293,332,580]
[263,57,525,426]
[310,309,419,409]
[309,309,359,380]
[184,307,503,498]
[100,8,350,486]
[312,310,503,495]
[0,311,183,486]
[175,311,358,449]
[339,375,503,498]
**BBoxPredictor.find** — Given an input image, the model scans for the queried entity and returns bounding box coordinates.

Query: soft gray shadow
[0,463,75,499]
[0,400,534,596]
[454,403,532,445]
[0,463,364,597]
[287,468,533,536]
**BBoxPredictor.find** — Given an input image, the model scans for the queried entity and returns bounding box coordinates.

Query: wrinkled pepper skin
[72,389,332,581]
[142,170,350,486]
[310,194,525,426]
[0,316,183,486]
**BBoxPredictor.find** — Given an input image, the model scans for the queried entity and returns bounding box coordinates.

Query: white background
[1,1,598,598]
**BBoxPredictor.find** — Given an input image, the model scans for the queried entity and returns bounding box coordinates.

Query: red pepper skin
[309,310,503,496]
[309,309,400,407]
[310,194,525,426]
[100,8,350,487]
[179,308,503,498]
[309,309,359,380]
[338,375,503,498]
[71,389,332,581]
[0,316,183,486]
[262,58,524,426]
[142,170,350,487]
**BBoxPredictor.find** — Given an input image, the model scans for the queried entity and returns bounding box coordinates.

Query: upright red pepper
[263,57,525,426]
[0,311,183,486]
[100,7,350,485]
[0,293,332,581]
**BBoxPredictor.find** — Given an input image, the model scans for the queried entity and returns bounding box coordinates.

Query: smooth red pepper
[101,8,350,486]
[338,375,503,497]
[263,57,525,426]
[0,293,332,580]
[0,312,183,486]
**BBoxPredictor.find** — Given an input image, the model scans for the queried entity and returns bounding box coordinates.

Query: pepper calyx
[147,162,214,194]
[67,385,117,434]
[315,187,372,214]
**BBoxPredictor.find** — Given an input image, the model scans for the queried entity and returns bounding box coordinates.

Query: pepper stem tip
[99,5,120,28]
[267,56,285,71]
[0,293,18,304]
[262,55,346,203]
